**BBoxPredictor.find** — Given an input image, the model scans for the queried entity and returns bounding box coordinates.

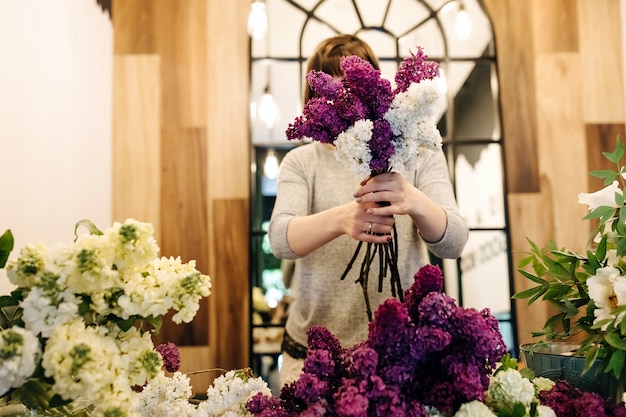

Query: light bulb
[455,5,471,40]
[264,149,279,180]
[247,1,267,40]
[258,92,277,128]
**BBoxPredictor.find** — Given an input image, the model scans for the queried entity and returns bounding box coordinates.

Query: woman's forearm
[286,205,347,256]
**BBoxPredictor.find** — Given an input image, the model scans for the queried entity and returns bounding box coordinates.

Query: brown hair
[303,34,380,103]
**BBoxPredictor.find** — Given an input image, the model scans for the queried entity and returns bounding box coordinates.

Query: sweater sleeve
[268,146,312,259]
[415,149,469,259]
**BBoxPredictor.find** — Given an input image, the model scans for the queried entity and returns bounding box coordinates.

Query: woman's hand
[353,172,448,243]
[341,200,395,243]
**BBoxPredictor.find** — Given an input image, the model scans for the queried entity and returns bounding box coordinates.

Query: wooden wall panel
[535,53,588,253]
[157,127,209,346]
[532,0,579,54]
[210,199,250,373]
[113,0,158,54]
[578,0,625,122]
[483,0,540,193]
[112,55,161,242]
[157,0,207,128]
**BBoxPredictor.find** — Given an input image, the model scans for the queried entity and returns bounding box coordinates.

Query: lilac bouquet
[286,47,443,320]
[245,264,508,416]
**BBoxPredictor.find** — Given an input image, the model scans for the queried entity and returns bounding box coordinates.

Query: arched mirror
[249,0,515,389]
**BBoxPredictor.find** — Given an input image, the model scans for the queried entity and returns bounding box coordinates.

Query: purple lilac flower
[538,380,626,417]
[306,71,343,99]
[394,46,439,93]
[246,392,290,417]
[293,373,330,404]
[155,342,180,373]
[368,119,395,174]
[334,383,369,417]
[303,348,336,379]
[413,292,457,329]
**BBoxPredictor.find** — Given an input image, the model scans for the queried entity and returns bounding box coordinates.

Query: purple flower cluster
[539,380,626,417]
[155,342,180,373]
[286,47,438,175]
[246,264,507,416]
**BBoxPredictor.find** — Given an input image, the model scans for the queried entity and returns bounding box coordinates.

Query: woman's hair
[303,34,380,103]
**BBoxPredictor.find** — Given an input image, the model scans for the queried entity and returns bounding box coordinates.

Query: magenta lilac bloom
[155,342,180,373]
[286,46,440,176]
[246,264,508,416]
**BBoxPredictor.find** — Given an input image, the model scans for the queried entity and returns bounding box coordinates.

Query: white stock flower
[21,285,80,338]
[41,318,127,405]
[334,119,374,178]
[453,400,497,417]
[5,242,47,288]
[0,327,41,396]
[578,180,621,211]
[587,266,626,329]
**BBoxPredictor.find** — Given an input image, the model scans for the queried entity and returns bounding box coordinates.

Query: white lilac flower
[587,266,626,329]
[198,369,272,416]
[486,368,536,411]
[578,180,621,211]
[0,327,41,396]
[453,400,497,417]
[41,318,126,404]
[135,372,198,417]
[334,119,374,178]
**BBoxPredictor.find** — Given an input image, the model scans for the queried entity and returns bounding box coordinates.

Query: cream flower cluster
[1,218,212,416]
[135,369,271,417]
[0,327,41,396]
[333,78,443,178]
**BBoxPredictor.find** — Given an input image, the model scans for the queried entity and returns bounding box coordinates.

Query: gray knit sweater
[268,142,468,349]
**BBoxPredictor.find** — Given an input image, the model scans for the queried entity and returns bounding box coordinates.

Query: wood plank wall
[112,0,250,392]
[111,0,626,391]
[482,0,626,346]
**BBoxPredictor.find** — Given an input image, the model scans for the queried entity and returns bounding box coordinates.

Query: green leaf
[517,269,548,285]
[603,332,626,350]
[603,136,625,164]
[73,219,103,241]
[589,169,618,182]
[583,206,617,223]
[543,283,574,300]
[0,229,14,269]
[605,349,625,380]
[617,237,626,258]
[0,295,19,308]
[512,286,546,303]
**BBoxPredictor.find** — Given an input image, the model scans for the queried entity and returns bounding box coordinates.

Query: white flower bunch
[1,218,212,415]
[135,368,271,417]
[332,79,443,178]
[384,79,444,172]
[457,368,556,417]
[0,327,41,397]
[198,369,272,416]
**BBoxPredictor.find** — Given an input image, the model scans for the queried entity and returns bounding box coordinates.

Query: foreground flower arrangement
[515,137,626,383]
[286,46,443,320]
[0,219,218,416]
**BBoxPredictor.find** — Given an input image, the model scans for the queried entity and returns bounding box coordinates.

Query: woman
[268,34,469,385]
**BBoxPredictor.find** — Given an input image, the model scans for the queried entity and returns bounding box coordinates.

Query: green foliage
[515,135,626,380]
